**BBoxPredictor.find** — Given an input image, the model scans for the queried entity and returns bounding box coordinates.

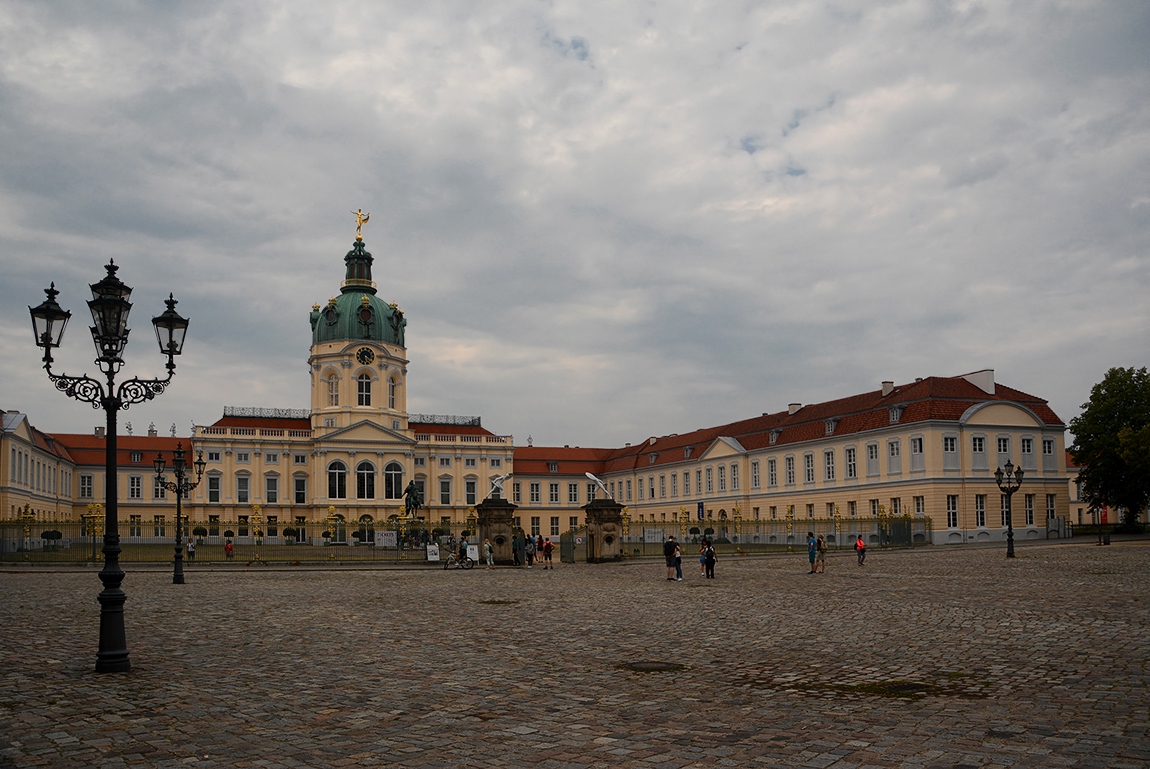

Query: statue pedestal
[583,498,624,563]
[476,496,517,565]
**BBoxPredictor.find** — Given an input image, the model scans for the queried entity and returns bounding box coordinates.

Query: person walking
[525,536,537,568]
[855,534,866,566]
[186,539,195,561]
[815,533,827,573]
[699,540,708,576]
[806,532,817,573]
[512,535,522,567]
[541,537,554,569]
[673,541,683,581]
[483,538,494,569]
[224,539,234,560]
[704,541,716,579]
[663,535,678,580]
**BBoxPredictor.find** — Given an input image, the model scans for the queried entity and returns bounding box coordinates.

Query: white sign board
[467,544,480,562]
[426,544,440,562]
[378,530,398,548]
[575,537,584,545]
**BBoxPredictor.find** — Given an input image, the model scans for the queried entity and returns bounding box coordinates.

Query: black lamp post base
[95,581,131,673]
[173,548,185,584]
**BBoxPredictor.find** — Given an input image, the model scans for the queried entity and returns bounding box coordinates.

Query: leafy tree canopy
[1069,367,1150,528]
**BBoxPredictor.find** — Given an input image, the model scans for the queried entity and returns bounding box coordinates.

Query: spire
[341,240,377,294]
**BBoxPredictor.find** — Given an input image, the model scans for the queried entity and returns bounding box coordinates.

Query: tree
[1069,367,1150,529]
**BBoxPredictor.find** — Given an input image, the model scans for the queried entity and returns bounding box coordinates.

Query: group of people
[662,535,717,581]
[510,534,554,569]
[807,531,868,572]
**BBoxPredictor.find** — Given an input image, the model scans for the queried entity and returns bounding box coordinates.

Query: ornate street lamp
[994,459,1025,559]
[29,262,189,673]
[21,503,34,561]
[154,443,206,583]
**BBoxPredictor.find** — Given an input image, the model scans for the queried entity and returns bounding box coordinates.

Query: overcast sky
[2,1,1147,448]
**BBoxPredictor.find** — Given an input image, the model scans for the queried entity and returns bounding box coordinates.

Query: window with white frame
[1042,439,1056,472]
[870,499,879,516]
[129,475,142,499]
[294,477,306,504]
[208,475,221,503]
[751,460,760,488]
[466,480,477,505]
[972,435,987,471]
[845,447,856,479]
[568,482,579,503]
[530,482,540,504]
[490,458,502,468]
[914,496,924,516]
[785,456,795,485]
[326,372,339,406]
[413,457,426,467]
[265,453,279,464]
[294,454,307,465]
[549,482,559,503]
[626,479,632,501]
[153,475,167,500]
[804,453,815,483]
[465,458,477,468]
[637,477,645,500]
[910,437,924,471]
[551,516,560,536]
[208,451,222,462]
[890,497,901,515]
[513,482,521,503]
[705,467,714,493]
[671,472,678,497]
[1025,493,1035,525]
[695,469,702,495]
[997,436,1010,454]
[1000,494,1008,527]
[1046,494,1056,520]
[866,443,879,476]
[975,494,986,527]
[824,450,835,481]
[237,475,250,504]
[768,458,777,487]
[1021,437,1036,471]
[439,457,451,467]
[943,434,959,470]
[947,495,958,528]
[357,373,372,406]
[717,466,725,492]
[549,462,558,473]
[266,476,279,504]
[682,471,690,496]
[730,464,739,491]
[327,462,347,499]
[440,479,452,505]
[848,500,857,517]
[659,474,666,498]
[236,452,250,463]
[587,482,598,500]
[356,462,375,499]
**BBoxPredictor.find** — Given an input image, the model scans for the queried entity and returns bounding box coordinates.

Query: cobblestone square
[2,541,1148,768]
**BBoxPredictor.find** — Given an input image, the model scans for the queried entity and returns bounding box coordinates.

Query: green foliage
[1070,367,1150,528]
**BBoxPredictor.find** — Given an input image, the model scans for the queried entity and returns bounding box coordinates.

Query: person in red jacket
[855,534,866,566]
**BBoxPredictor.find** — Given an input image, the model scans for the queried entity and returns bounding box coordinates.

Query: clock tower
[307,236,409,436]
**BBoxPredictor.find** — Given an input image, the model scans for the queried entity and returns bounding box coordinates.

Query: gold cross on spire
[351,209,370,241]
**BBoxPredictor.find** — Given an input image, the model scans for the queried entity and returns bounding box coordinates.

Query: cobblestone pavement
[2,541,1149,768]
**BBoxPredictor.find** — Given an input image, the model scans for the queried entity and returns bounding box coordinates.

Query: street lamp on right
[994,459,1025,559]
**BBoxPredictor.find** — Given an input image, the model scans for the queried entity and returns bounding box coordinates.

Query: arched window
[388,377,398,409]
[384,461,403,499]
[326,371,339,407]
[358,514,375,543]
[357,373,372,406]
[356,461,375,499]
[328,461,347,499]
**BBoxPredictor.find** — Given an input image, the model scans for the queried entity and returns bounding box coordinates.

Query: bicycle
[443,552,476,570]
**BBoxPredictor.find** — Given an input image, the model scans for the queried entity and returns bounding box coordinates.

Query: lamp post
[84,503,103,562]
[250,505,263,563]
[326,505,337,559]
[29,263,189,672]
[994,459,1025,559]
[21,503,34,561]
[153,443,206,583]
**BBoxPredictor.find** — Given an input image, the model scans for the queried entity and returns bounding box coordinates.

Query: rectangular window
[208,451,222,462]
[671,473,678,497]
[626,479,633,501]
[680,471,688,496]
[890,497,901,516]
[705,467,713,493]
[826,502,835,518]
[848,500,857,517]
[866,444,880,476]
[550,516,560,536]
[237,452,250,463]
[266,477,278,504]
[769,506,777,519]
[975,494,986,527]
[466,480,477,505]
[806,503,814,518]
[153,475,167,500]
[997,437,1010,454]
[549,482,560,503]
[530,482,540,504]
[1043,438,1056,471]
[267,515,278,538]
[464,458,477,468]
[266,453,279,464]
[751,461,760,489]
[785,456,795,485]
[513,482,521,503]
[490,458,502,468]
[237,476,249,504]
[659,474,666,498]
[730,464,739,491]
[440,479,452,505]
[294,477,306,504]
[439,457,451,467]
[943,434,959,470]
[637,477,645,500]
[716,466,725,492]
[129,515,141,537]
[153,515,166,537]
[768,459,777,487]
[870,499,879,516]
[1020,437,1036,471]
[294,454,307,465]
[972,436,987,471]
[804,453,815,483]
[947,495,958,528]
[910,437,924,471]
[569,516,579,530]
[588,482,598,501]
[824,450,835,481]
[208,476,221,503]
[1001,494,1009,527]
[530,516,541,536]
[914,496,925,516]
[238,515,249,537]
[131,452,142,463]
[1046,494,1056,520]
[129,475,142,499]
[1025,493,1035,526]
[568,483,579,503]
[209,515,220,536]
[695,469,702,495]
[845,447,856,479]
[549,462,558,473]
[888,440,901,474]
[413,457,426,467]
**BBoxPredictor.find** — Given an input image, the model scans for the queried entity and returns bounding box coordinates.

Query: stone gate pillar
[583,497,624,563]
[476,496,517,565]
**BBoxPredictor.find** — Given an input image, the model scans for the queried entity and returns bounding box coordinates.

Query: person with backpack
[815,533,828,573]
[704,541,717,579]
[524,536,537,568]
[855,534,866,566]
[806,532,817,573]
[541,537,555,569]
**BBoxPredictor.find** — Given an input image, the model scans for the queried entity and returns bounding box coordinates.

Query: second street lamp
[154,443,206,584]
[994,459,1025,559]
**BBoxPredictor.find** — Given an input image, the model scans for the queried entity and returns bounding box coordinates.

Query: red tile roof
[212,416,311,429]
[409,423,495,436]
[49,433,187,468]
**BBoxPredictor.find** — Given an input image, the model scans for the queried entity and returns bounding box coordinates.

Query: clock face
[356,347,375,365]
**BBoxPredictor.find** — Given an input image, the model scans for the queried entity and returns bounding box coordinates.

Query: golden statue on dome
[351,209,370,241]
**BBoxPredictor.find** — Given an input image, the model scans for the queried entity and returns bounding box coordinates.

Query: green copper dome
[309,240,406,347]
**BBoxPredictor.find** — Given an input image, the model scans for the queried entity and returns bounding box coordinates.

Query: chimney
[148,422,158,437]
[94,426,105,439]
[882,381,894,397]
[961,369,995,395]
[788,403,801,415]
[915,377,923,383]
[649,437,657,445]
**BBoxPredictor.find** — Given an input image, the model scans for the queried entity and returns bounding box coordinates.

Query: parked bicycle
[443,552,476,570]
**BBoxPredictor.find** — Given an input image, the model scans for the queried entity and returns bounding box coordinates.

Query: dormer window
[769,430,780,445]
[649,453,657,464]
[684,447,693,459]
[825,419,838,435]
[549,462,558,473]
[889,407,904,424]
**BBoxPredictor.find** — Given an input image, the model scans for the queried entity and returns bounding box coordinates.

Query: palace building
[3,227,1077,552]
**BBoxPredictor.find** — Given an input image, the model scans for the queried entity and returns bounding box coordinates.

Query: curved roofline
[957,400,1050,426]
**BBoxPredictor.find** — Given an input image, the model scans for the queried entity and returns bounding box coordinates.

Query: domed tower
[308,234,409,435]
